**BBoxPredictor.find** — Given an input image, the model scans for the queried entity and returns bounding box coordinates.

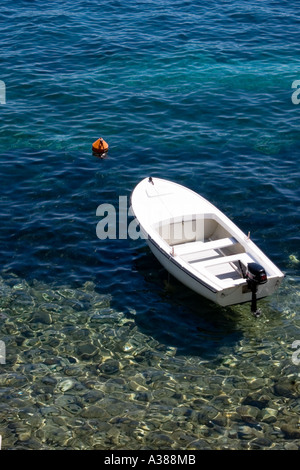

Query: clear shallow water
[0,0,300,450]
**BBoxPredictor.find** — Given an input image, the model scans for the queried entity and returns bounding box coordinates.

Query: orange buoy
[92,137,109,155]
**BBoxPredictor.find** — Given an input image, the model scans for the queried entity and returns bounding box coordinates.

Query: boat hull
[146,236,280,307]
[131,177,284,309]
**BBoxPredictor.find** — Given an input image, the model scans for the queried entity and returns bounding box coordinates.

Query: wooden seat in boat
[174,237,237,257]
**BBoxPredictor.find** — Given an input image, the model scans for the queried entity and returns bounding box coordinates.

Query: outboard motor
[245,263,267,317]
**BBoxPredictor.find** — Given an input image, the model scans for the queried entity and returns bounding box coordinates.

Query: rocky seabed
[0,273,299,450]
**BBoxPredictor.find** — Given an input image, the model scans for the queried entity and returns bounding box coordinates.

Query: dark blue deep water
[0,0,299,450]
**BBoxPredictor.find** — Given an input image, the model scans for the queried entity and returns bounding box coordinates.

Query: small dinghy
[131,177,284,316]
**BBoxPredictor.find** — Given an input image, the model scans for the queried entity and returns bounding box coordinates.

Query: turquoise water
[0,0,300,450]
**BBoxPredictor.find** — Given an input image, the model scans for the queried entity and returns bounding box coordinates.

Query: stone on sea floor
[39,405,61,417]
[55,394,82,414]
[43,424,73,447]
[64,366,81,377]
[134,391,151,402]
[237,425,256,440]
[145,431,174,448]
[31,311,52,324]
[97,359,120,375]
[18,432,32,443]
[57,379,75,392]
[274,379,299,399]
[80,405,110,419]
[284,442,299,450]
[83,389,105,403]
[250,437,272,449]
[236,405,259,423]
[261,407,278,424]
[289,254,299,264]
[242,392,270,410]
[77,342,98,360]
[281,424,300,439]
[196,405,219,425]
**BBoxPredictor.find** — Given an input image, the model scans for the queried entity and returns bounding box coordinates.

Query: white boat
[131,177,284,315]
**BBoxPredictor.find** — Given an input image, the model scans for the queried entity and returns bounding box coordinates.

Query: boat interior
[154,214,254,285]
